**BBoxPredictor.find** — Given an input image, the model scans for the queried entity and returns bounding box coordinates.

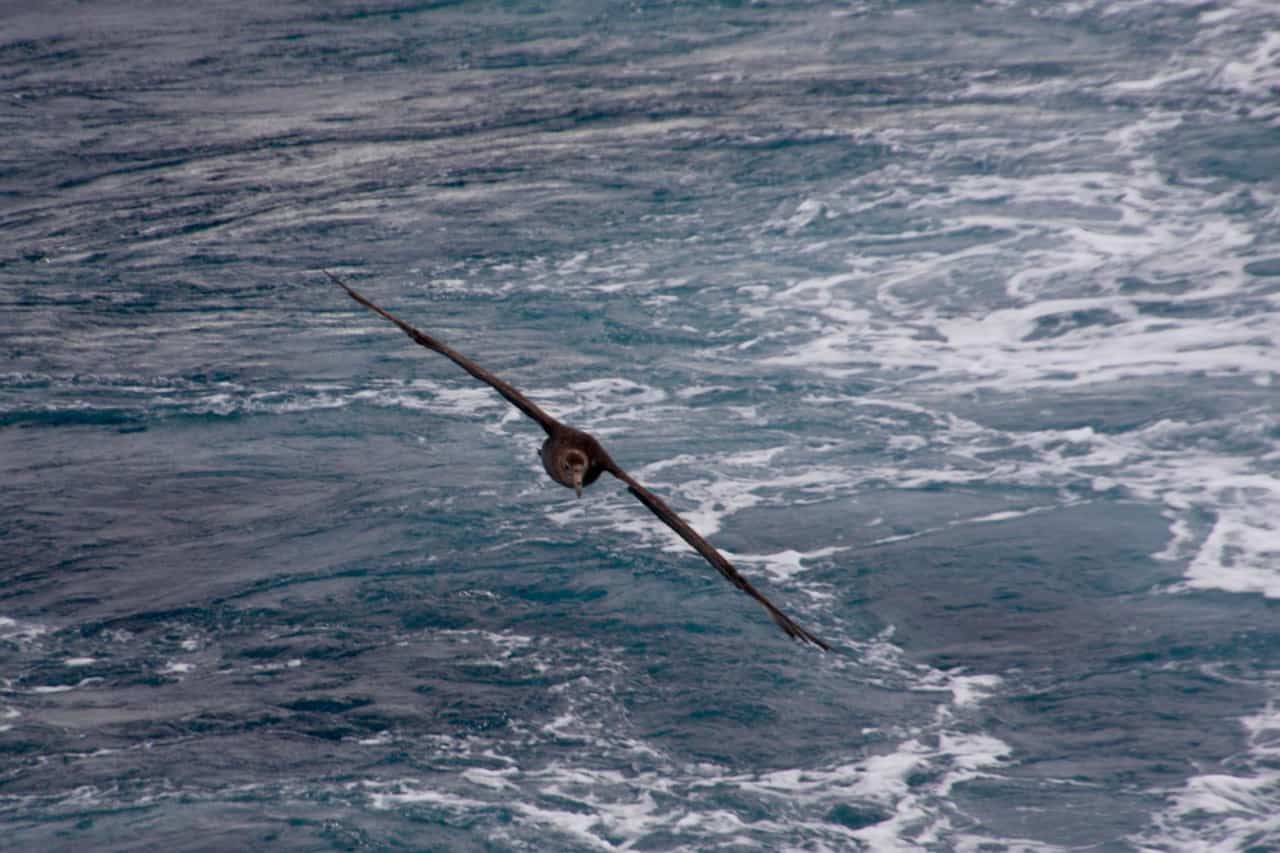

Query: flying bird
[325,271,828,650]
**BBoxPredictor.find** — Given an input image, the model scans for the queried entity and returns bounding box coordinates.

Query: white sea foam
[730,22,1280,603]
[355,731,395,746]
[0,705,19,733]
[869,500,1087,547]
[248,658,303,673]
[434,629,540,670]
[21,373,571,428]
[0,616,49,643]
[29,678,103,693]
[360,721,1014,849]
[947,674,1005,709]
[729,545,850,583]
[852,408,1280,599]
[565,377,667,410]
[355,626,1008,850]
[461,767,517,791]
[364,782,489,812]
[1134,701,1280,851]
[1203,14,1280,113]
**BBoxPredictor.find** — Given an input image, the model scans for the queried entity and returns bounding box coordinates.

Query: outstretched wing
[605,462,829,650]
[325,271,563,436]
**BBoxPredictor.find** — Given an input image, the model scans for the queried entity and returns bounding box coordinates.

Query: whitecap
[1133,702,1280,850]
[0,617,50,643]
[29,678,103,693]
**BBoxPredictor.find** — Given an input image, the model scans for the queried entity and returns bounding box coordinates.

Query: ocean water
[3,0,1279,849]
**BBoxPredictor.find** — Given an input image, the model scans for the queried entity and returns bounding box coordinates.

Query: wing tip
[320,270,401,329]
[761,598,830,651]
[802,631,832,652]
[780,616,831,652]
[320,268,357,297]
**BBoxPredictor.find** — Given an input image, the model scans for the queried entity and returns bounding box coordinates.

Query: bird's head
[561,449,589,498]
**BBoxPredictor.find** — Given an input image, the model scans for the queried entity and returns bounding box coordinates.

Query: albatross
[325,271,828,651]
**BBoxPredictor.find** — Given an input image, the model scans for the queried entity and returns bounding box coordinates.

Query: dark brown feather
[604,463,830,650]
[325,270,562,436]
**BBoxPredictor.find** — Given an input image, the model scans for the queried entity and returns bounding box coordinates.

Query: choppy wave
[357,628,1012,851]
[1,612,1010,850]
[1135,700,1280,851]
[4,0,1280,849]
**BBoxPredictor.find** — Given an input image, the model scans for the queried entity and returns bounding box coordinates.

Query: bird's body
[325,271,828,650]
[540,426,609,497]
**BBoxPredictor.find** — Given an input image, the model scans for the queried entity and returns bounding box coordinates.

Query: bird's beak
[573,469,584,499]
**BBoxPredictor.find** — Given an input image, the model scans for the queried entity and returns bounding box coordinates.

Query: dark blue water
[4,1,1279,849]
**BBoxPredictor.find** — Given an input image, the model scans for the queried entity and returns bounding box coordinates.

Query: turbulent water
[3,1,1279,849]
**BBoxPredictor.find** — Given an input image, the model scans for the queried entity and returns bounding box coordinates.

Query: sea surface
[3,1,1279,850]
